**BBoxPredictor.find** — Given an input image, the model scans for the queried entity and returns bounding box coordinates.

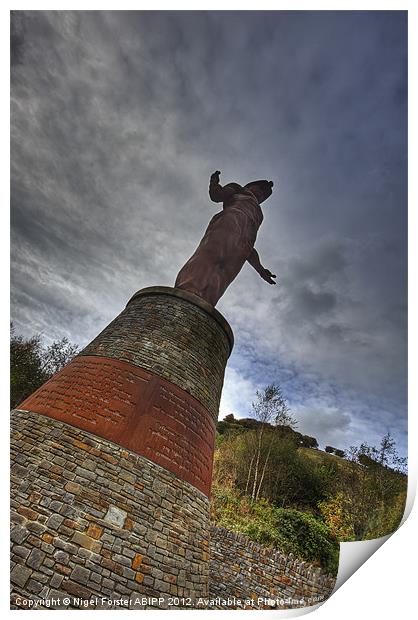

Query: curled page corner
[332,535,391,594]
[330,472,416,597]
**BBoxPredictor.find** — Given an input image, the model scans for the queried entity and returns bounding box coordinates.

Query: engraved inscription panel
[19,355,215,495]
[142,384,215,492]
[20,356,150,432]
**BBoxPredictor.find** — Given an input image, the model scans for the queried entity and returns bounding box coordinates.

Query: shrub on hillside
[212,486,339,575]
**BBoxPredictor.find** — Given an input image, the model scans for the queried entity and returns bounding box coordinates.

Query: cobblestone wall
[11,410,210,609]
[208,526,337,609]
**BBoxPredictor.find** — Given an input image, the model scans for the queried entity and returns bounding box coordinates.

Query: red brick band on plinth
[18,355,216,496]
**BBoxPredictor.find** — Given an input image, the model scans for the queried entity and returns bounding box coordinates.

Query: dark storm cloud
[11,10,407,454]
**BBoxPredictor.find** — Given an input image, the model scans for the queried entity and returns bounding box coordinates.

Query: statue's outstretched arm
[247,248,277,285]
[209,170,236,203]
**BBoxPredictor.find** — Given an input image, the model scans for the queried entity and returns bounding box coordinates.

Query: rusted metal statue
[175,171,276,306]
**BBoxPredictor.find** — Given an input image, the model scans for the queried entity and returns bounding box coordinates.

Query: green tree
[300,434,319,449]
[246,384,297,501]
[223,413,235,423]
[366,490,407,538]
[214,429,337,510]
[340,434,407,539]
[10,324,79,408]
[318,492,356,541]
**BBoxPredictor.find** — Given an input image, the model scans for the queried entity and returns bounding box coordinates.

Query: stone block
[26,578,44,594]
[132,553,143,570]
[47,514,65,531]
[50,573,64,589]
[17,506,39,521]
[70,565,91,586]
[53,550,70,565]
[86,523,103,539]
[62,579,92,599]
[26,548,46,570]
[11,564,32,588]
[104,505,127,528]
[13,545,30,559]
[65,481,82,495]
[71,532,102,553]
[112,554,131,567]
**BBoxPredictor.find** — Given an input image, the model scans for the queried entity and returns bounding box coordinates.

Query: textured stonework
[80,287,233,419]
[209,526,337,609]
[11,410,210,609]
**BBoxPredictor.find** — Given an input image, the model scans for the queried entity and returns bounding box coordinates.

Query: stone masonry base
[11,409,210,609]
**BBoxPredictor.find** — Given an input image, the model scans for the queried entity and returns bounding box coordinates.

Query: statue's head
[244,180,274,204]
[223,182,244,194]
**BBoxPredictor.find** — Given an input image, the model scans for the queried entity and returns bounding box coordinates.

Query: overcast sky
[11,10,407,456]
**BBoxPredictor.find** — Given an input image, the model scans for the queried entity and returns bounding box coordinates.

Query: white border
[3,3,415,619]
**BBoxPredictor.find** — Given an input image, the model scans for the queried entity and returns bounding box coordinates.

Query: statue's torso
[224,189,263,226]
[202,189,264,249]
[205,188,263,236]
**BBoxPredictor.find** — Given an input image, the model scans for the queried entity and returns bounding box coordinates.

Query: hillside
[213,413,407,558]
